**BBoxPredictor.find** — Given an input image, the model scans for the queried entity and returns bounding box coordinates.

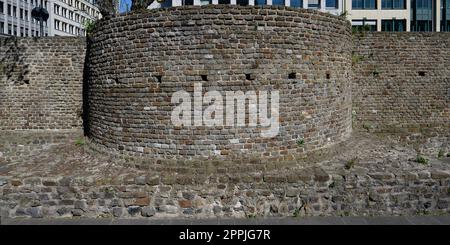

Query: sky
[119,0,132,13]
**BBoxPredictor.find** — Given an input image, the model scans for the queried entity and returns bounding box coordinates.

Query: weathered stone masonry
[86,5,353,161]
[0,6,449,219]
[0,37,86,130]
[352,32,450,132]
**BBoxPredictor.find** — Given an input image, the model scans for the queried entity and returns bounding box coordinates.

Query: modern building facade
[347,0,450,32]
[148,0,449,31]
[148,0,344,16]
[0,0,100,37]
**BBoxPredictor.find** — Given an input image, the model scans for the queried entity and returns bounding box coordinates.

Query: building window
[411,0,433,32]
[442,0,450,31]
[13,6,16,17]
[13,25,17,36]
[160,0,172,7]
[290,0,303,7]
[308,0,320,8]
[381,19,406,31]
[0,2,3,14]
[25,28,29,37]
[237,0,249,5]
[8,24,12,35]
[326,0,339,8]
[381,0,405,9]
[0,21,4,34]
[352,19,377,32]
[272,0,285,5]
[218,0,231,3]
[352,0,376,9]
[20,8,23,20]
[255,0,266,5]
[7,4,11,16]
[25,10,28,20]
[183,0,194,4]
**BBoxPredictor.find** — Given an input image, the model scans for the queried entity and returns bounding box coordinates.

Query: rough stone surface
[85,5,353,161]
[0,6,449,219]
[352,32,450,132]
[0,130,448,219]
[0,37,86,130]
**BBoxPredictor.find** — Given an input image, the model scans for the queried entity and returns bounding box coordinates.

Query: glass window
[183,0,194,4]
[326,0,338,8]
[352,0,376,9]
[0,2,3,14]
[255,0,266,5]
[411,0,433,32]
[237,0,249,5]
[290,0,303,7]
[272,0,285,5]
[308,0,320,8]
[382,0,405,9]
[218,0,230,4]
[352,19,377,32]
[442,0,450,31]
[160,0,172,8]
[0,22,3,34]
[381,19,406,31]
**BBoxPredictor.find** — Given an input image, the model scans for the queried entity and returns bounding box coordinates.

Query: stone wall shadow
[82,38,92,136]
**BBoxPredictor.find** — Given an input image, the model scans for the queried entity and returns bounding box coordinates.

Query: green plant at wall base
[293,208,300,217]
[351,53,363,65]
[75,138,85,146]
[82,19,96,36]
[438,149,444,158]
[296,139,305,146]
[447,153,450,158]
[415,155,429,165]
[246,214,256,219]
[339,10,348,19]
[345,157,357,170]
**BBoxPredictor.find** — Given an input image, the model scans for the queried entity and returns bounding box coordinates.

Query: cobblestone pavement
[1,216,450,225]
[0,130,449,219]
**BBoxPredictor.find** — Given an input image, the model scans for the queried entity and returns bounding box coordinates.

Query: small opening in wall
[155,75,162,83]
[418,71,426,76]
[245,74,254,80]
[288,72,296,79]
[326,73,331,79]
[201,75,208,81]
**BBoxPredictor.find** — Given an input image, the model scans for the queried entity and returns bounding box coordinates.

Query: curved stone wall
[86,5,352,160]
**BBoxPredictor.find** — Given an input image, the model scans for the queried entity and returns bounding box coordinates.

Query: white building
[346,0,450,32]
[148,0,450,32]
[0,0,101,37]
[148,0,344,16]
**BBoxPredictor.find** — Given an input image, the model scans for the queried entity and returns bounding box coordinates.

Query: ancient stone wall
[0,37,86,130]
[85,5,353,161]
[352,32,450,132]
